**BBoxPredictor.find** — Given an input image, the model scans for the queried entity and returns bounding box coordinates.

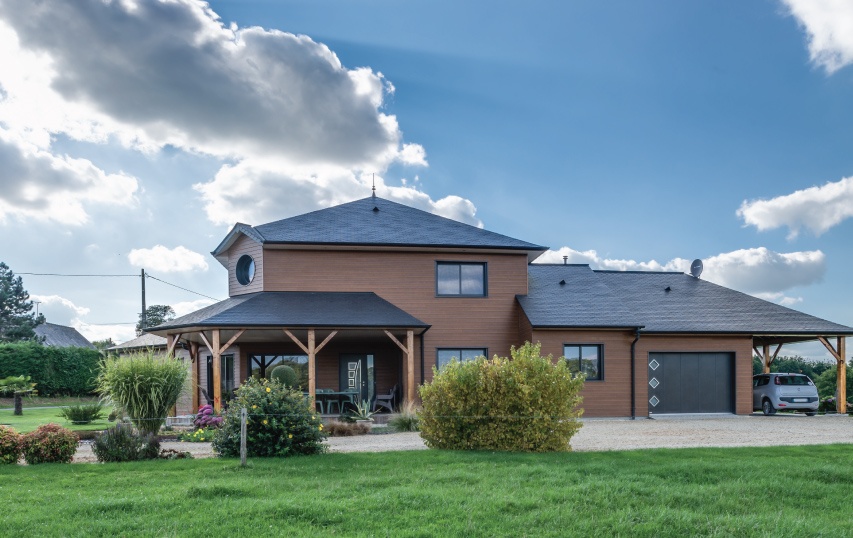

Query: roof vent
[559,279,566,286]
[664,286,671,292]
[372,206,379,212]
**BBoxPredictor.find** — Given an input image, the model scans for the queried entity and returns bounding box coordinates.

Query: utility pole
[140,268,146,330]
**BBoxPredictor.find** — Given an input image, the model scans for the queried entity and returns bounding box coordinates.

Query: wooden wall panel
[533,330,753,417]
[226,235,264,296]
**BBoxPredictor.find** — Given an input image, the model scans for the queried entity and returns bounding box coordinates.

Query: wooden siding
[227,234,264,296]
[262,249,530,383]
[532,330,753,417]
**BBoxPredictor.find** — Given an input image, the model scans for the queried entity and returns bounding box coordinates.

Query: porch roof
[145,291,429,334]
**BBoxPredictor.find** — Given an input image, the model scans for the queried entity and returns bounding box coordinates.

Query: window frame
[562,343,604,381]
[435,261,488,297]
[436,347,488,370]
[206,353,236,403]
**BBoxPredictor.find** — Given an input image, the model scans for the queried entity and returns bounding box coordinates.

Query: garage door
[647,352,734,414]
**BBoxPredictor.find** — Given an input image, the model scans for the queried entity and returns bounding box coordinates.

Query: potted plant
[348,400,376,426]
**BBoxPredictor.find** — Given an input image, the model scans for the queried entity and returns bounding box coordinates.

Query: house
[148,195,853,417]
[34,322,95,349]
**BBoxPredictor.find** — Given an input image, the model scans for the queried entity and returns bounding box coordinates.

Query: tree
[0,262,44,342]
[92,338,116,352]
[136,305,175,336]
[0,375,37,416]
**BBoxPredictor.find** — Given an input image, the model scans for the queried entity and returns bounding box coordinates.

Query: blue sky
[0,0,851,358]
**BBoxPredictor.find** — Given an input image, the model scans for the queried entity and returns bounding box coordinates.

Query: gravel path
[71,414,853,462]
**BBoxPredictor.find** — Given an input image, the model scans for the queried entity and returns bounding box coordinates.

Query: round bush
[92,425,160,463]
[19,423,78,464]
[0,425,21,464]
[419,342,585,452]
[213,378,326,458]
[269,364,298,387]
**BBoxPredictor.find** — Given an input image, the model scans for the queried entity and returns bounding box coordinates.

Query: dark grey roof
[147,291,429,332]
[594,270,853,335]
[33,323,95,349]
[108,333,168,350]
[518,265,643,328]
[212,196,546,258]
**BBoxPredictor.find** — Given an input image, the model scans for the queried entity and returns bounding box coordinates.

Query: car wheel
[805,411,817,416]
[762,400,776,416]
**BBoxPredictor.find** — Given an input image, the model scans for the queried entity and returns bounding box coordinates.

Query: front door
[339,354,375,404]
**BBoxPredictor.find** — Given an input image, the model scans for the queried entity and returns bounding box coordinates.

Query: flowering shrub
[820,397,837,413]
[212,378,326,458]
[19,423,78,464]
[92,424,160,463]
[419,342,585,452]
[194,404,223,428]
[0,425,21,464]
[179,427,217,442]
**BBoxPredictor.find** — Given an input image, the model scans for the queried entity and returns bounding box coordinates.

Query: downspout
[630,328,641,420]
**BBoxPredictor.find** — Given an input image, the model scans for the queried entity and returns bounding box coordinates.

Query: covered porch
[147,291,430,414]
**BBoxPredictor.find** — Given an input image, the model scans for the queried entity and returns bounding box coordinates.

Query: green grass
[0,405,112,433]
[1,445,851,537]
[0,396,100,409]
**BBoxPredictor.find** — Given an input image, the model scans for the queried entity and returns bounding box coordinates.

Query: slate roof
[108,333,168,351]
[146,291,429,332]
[33,323,95,349]
[212,196,546,259]
[518,265,643,328]
[519,265,853,335]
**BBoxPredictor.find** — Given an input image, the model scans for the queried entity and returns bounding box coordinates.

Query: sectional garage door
[647,352,735,414]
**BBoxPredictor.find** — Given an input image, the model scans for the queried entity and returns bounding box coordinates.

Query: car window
[753,378,760,388]
[760,377,769,386]
[778,375,810,386]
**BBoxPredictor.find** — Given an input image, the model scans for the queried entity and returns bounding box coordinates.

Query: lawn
[1,445,851,537]
[0,395,100,409]
[0,405,112,433]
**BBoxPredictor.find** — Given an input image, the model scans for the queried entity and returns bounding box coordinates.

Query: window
[563,344,603,381]
[235,254,255,285]
[437,348,488,370]
[436,262,486,296]
[248,354,309,390]
[206,354,235,403]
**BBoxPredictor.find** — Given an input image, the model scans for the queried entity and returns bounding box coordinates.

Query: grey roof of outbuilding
[146,291,429,332]
[33,323,95,349]
[108,333,168,350]
[519,265,853,335]
[518,265,644,328]
[211,196,547,259]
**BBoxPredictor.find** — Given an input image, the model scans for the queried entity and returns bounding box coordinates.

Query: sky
[0,0,851,359]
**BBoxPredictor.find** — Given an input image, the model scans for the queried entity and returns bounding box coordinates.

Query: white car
[753,373,819,416]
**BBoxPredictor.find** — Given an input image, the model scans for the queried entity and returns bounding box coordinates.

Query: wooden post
[212,329,222,412]
[308,329,316,410]
[240,407,247,467]
[406,330,415,403]
[838,337,847,414]
[190,341,200,413]
[762,344,770,374]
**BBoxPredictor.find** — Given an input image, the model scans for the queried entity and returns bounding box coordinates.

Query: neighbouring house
[34,322,95,349]
[148,195,853,417]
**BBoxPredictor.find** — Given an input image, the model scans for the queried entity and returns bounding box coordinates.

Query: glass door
[339,354,375,404]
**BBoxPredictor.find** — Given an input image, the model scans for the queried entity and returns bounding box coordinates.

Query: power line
[144,274,221,302]
[19,271,221,302]
[18,272,138,277]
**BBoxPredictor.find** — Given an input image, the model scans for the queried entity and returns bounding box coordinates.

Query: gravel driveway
[71,414,853,462]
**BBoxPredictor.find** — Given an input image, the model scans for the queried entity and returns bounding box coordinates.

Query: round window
[235,255,255,285]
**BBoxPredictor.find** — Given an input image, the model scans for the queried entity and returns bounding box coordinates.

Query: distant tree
[0,262,44,343]
[92,338,116,352]
[136,305,175,336]
[752,355,833,380]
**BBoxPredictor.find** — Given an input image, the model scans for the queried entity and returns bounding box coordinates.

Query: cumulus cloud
[0,130,137,225]
[128,245,209,273]
[30,294,90,325]
[194,163,481,227]
[73,320,136,345]
[535,246,825,301]
[737,176,853,238]
[782,0,853,73]
[172,299,217,317]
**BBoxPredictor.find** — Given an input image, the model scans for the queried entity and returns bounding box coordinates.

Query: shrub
[419,342,585,452]
[179,427,217,442]
[96,351,188,435]
[194,404,223,428]
[326,421,371,437]
[388,400,421,432]
[92,424,160,463]
[159,449,194,460]
[212,378,326,458]
[19,423,78,464]
[0,342,102,396]
[269,364,298,387]
[0,425,21,464]
[58,402,105,424]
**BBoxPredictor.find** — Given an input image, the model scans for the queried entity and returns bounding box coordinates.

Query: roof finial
[372,173,376,198]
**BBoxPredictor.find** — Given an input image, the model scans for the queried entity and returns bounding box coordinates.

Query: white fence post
[240,407,247,467]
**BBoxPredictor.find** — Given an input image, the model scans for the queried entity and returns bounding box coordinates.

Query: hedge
[0,342,101,396]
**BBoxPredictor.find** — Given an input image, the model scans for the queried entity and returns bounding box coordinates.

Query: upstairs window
[563,344,603,381]
[437,348,488,370]
[436,262,487,296]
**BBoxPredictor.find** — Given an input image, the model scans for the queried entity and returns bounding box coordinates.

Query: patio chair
[322,389,342,415]
[373,384,398,413]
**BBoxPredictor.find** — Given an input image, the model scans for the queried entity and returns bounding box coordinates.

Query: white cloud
[30,294,90,324]
[172,299,217,317]
[536,246,825,299]
[0,129,138,225]
[782,0,853,73]
[128,245,209,273]
[737,176,853,238]
[194,163,481,227]
[73,320,136,345]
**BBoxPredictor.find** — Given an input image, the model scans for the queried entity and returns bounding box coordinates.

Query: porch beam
[219,329,246,355]
[384,330,408,354]
[308,330,316,411]
[166,333,182,357]
[190,341,200,413]
[283,329,310,355]
[212,330,222,412]
[198,331,214,356]
[406,330,415,403]
[818,336,841,361]
[314,330,338,354]
[838,338,847,414]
